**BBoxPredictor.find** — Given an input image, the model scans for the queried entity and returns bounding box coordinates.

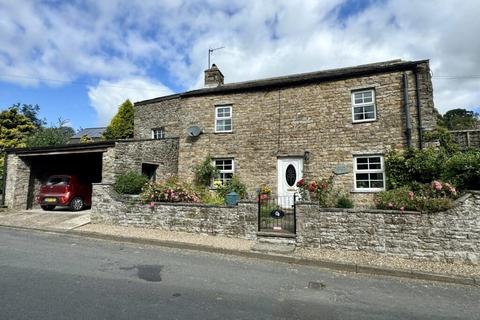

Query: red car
[37,175,92,211]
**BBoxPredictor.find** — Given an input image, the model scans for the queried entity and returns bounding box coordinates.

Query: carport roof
[5,141,116,156]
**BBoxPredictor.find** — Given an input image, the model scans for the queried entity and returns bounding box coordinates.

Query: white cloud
[0,0,479,122]
[88,77,173,125]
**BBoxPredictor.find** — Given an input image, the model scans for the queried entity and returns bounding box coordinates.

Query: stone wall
[91,183,257,240]
[296,192,480,265]
[101,139,179,183]
[135,63,436,206]
[450,130,480,149]
[4,153,31,210]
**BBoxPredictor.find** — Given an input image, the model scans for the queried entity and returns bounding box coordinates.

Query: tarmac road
[0,227,478,320]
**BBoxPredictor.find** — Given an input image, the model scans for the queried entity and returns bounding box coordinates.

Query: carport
[2,141,115,210]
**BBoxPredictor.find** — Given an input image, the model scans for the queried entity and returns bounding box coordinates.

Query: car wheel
[69,197,84,211]
[41,205,55,211]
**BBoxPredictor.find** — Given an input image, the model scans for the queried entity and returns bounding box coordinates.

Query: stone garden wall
[90,182,480,265]
[450,129,480,149]
[91,183,257,240]
[296,192,480,265]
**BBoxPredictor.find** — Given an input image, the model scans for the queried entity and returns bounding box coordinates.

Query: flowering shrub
[296,175,335,207]
[198,190,225,205]
[141,177,200,203]
[214,175,247,199]
[259,184,272,195]
[375,181,458,213]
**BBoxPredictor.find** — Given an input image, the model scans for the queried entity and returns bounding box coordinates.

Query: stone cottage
[134,59,436,206]
[2,59,436,209]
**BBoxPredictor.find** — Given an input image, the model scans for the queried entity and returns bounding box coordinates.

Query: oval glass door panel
[285,164,296,186]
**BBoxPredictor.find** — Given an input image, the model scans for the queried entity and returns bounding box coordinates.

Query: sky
[0,0,479,130]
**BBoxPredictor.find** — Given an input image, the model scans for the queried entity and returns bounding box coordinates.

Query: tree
[442,108,480,130]
[0,105,38,181]
[103,99,134,140]
[26,119,74,147]
[16,103,45,128]
[0,106,37,150]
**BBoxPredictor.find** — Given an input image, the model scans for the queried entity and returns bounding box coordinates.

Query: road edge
[1,224,477,287]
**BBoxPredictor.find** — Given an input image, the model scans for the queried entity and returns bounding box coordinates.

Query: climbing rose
[387,202,394,209]
[296,179,305,187]
[308,181,318,192]
[320,181,329,190]
[400,206,405,213]
[259,193,269,200]
[432,180,442,191]
[408,191,414,200]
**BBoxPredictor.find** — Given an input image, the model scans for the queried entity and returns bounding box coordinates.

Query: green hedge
[385,147,480,190]
[114,171,149,195]
[443,150,480,190]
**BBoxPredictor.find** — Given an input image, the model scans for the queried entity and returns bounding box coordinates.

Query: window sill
[350,189,384,193]
[214,131,234,134]
[352,119,377,124]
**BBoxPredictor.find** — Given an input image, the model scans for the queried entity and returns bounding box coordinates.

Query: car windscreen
[47,177,70,185]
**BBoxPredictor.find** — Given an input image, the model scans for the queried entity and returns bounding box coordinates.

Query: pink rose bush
[375,180,459,213]
[141,177,200,203]
[296,175,335,207]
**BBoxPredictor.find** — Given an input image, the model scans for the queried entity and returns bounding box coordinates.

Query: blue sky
[0,0,479,130]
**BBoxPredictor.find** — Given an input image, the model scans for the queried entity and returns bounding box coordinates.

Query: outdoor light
[304,151,310,162]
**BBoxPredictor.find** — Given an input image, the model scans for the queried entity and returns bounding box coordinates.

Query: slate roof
[135,59,428,106]
[71,127,106,139]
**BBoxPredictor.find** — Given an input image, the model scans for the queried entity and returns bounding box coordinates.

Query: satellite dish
[186,126,202,137]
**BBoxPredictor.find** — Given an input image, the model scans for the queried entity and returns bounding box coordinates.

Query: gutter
[414,67,424,149]
[403,72,412,148]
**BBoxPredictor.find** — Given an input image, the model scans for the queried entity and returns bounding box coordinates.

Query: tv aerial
[208,46,225,68]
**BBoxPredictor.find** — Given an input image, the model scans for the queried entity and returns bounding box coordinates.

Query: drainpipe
[414,67,424,149]
[403,72,412,148]
[1,152,7,206]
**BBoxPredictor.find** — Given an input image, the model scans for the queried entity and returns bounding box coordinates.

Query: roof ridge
[135,59,429,106]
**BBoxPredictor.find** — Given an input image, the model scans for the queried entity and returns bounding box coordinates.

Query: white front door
[277,157,303,207]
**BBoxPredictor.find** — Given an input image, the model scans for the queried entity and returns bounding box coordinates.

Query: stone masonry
[91,183,257,240]
[91,184,480,265]
[101,139,179,183]
[3,154,30,210]
[3,139,178,210]
[450,130,480,149]
[296,192,480,265]
[134,60,436,206]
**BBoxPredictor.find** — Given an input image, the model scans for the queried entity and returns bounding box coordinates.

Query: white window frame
[351,89,377,123]
[151,128,165,140]
[215,105,233,133]
[214,158,234,185]
[353,155,385,192]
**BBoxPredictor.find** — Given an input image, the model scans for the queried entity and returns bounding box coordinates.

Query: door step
[252,232,297,254]
[251,242,296,254]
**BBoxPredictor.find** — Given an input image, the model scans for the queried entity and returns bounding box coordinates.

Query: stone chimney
[204,64,224,87]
